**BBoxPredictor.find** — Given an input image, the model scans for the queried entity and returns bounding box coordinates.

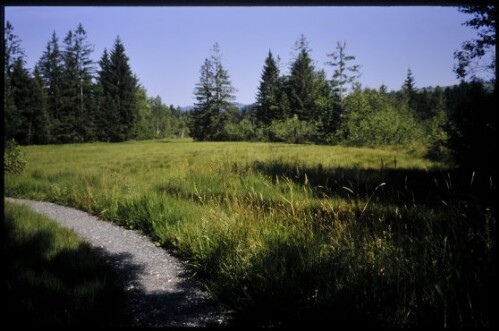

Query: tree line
[187,5,495,173]
[189,36,492,155]
[4,21,189,145]
[3,5,496,173]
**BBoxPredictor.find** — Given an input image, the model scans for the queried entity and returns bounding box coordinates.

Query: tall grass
[4,139,495,327]
[3,201,130,327]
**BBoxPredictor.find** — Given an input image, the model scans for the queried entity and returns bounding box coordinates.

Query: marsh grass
[4,139,495,327]
[3,201,130,327]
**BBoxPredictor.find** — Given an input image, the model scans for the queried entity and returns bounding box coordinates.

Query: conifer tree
[402,68,418,111]
[6,59,30,143]
[326,41,361,102]
[324,41,361,138]
[256,50,282,125]
[5,22,48,145]
[287,35,316,121]
[37,31,64,143]
[4,21,22,142]
[190,58,214,141]
[97,37,138,141]
[60,24,95,142]
[190,43,236,141]
[4,21,25,78]
[96,48,116,140]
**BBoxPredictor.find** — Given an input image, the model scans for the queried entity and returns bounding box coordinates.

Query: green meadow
[4,139,495,327]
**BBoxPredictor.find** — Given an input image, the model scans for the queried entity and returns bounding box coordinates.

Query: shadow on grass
[251,159,495,207]
[3,219,131,327]
[3,210,227,328]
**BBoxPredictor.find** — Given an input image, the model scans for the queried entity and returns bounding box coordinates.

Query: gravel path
[5,198,229,327]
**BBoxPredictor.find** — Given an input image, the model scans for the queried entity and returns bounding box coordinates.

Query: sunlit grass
[4,139,494,327]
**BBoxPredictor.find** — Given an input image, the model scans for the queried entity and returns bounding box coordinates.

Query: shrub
[342,89,424,146]
[4,139,27,174]
[265,115,318,144]
[224,119,261,141]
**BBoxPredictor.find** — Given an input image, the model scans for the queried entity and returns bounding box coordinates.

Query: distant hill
[179,105,195,112]
[179,102,249,112]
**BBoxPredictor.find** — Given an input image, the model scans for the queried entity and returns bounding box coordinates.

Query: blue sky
[5,6,481,107]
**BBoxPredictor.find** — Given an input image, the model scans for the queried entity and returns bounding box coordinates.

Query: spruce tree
[256,50,282,125]
[37,31,64,143]
[287,35,316,121]
[402,68,417,111]
[3,21,44,145]
[326,41,361,102]
[96,48,117,141]
[98,37,138,141]
[4,21,25,143]
[31,65,50,144]
[403,68,416,97]
[190,58,214,141]
[324,41,360,139]
[4,21,25,78]
[5,59,30,143]
[60,24,95,142]
[190,43,236,141]
[210,42,237,139]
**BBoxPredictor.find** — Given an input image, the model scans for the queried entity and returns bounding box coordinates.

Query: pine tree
[288,35,316,121]
[190,43,236,141]
[326,41,361,102]
[256,50,282,125]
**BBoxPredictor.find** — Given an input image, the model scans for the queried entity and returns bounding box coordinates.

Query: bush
[265,115,318,144]
[424,111,451,163]
[4,139,27,174]
[342,89,424,146]
[224,119,261,141]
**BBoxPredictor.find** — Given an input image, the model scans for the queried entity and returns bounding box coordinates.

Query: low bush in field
[4,139,27,174]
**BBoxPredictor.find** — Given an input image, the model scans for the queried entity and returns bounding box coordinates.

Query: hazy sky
[5,6,481,107]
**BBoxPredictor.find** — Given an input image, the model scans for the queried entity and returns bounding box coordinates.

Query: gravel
[5,198,229,327]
